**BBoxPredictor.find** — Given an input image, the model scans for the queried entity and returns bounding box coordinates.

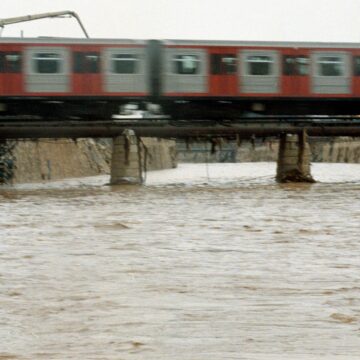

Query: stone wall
[12,139,111,184]
[177,137,360,164]
[236,140,279,162]
[2,136,359,185]
[1,138,176,184]
[141,138,177,170]
[310,137,360,163]
[177,139,279,163]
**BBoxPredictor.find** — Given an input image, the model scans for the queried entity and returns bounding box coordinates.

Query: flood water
[0,162,360,360]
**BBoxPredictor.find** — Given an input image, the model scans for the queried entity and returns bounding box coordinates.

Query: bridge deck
[0,117,360,140]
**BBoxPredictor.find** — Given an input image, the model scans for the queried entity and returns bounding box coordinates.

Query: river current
[0,162,359,360]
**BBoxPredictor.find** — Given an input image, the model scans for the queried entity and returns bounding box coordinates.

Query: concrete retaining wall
[141,138,177,170]
[3,136,359,184]
[177,137,360,164]
[310,138,360,163]
[12,139,111,184]
[4,138,176,184]
[177,139,279,163]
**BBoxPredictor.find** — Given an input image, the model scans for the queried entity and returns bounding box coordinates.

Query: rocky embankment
[0,138,176,184]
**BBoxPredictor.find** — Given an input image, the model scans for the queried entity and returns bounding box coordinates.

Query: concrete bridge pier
[276,130,315,183]
[110,129,142,185]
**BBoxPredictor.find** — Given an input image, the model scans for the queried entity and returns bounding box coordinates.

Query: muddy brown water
[0,163,359,360]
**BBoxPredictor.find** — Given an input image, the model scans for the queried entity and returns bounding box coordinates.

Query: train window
[247,56,272,76]
[297,56,309,75]
[283,56,296,75]
[211,54,237,75]
[354,56,360,76]
[34,53,62,74]
[111,54,138,74]
[0,52,22,73]
[173,55,200,75]
[318,56,344,76]
[283,55,309,75]
[74,52,100,73]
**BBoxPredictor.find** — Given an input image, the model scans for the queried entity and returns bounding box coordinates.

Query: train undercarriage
[1,97,360,120]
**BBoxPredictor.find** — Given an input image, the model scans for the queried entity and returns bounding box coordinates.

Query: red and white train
[1,37,360,118]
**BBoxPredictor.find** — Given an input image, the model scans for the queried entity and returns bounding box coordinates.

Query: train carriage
[0,38,150,118]
[1,37,360,118]
[159,40,360,117]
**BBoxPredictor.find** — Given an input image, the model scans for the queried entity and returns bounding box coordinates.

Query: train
[1,37,360,119]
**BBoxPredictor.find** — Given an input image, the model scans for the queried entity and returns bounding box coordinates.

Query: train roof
[163,39,360,49]
[0,37,147,45]
[1,37,360,49]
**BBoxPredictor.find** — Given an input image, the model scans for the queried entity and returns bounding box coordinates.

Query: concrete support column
[276,130,315,183]
[110,129,142,185]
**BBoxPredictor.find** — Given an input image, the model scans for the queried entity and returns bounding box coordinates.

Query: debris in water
[330,313,357,324]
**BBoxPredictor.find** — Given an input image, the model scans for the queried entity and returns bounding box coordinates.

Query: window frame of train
[283,55,309,76]
[111,54,139,74]
[317,56,345,77]
[173,55,200,75]
[0,52,22,73]
[32,52,64,74]
[211,54,237,75]
[73,52,100,73]
[246,55,274,76]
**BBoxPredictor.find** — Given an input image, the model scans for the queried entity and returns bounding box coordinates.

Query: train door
[311,51,350,94]
[103,47,148,94]
[25,47,70,93]
[282,51,310,96]
[209,50,238,96]
[240,50,280,94]
[0,50,22,95]
[162,47,207,95]
[72,51,102,94]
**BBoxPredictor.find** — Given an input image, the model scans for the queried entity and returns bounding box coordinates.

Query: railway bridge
[1,116,360,184]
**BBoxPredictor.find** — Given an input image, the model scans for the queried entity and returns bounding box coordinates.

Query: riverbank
[0,138,176,184]
[2,136,359,185]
